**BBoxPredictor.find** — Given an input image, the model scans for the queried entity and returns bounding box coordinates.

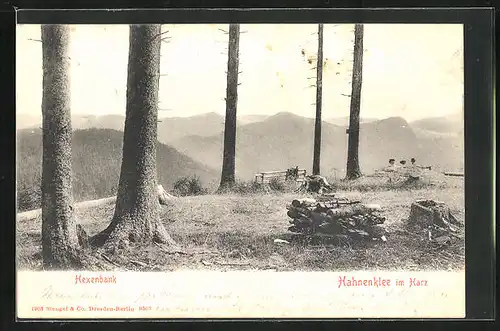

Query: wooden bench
[254,169,307,184]
[443,172,464,177]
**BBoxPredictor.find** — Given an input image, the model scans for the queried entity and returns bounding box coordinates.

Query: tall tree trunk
[346,24,364,180]
[219,24,240,190]
[41,25,82,269]
[312,23,324,176]
[91,25,176,250]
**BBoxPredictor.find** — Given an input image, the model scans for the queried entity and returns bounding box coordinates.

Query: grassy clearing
[327,169,464,192]
[17,181,465,272]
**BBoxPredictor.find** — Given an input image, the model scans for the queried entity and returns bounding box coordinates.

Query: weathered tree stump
[407,200,461,229]
[296,175,332,194]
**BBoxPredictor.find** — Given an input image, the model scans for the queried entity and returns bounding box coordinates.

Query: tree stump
[301,175,332,194]
[407,200,460,229]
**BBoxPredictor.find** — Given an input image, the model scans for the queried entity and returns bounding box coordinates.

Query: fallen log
[17,185,176,222]
[157,184,175,205]
[17,196,117,222]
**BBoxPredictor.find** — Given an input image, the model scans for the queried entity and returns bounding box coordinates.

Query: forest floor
[17,179,465,272]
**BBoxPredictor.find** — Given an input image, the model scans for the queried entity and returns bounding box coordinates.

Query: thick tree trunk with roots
[41,25,83,269]
[91,25,177,251]
[219,24,240,190]
[312,23,324,176]
[346,24,364,180]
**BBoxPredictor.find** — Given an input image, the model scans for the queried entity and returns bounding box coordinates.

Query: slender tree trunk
[91,25,177,250]
[346,24,364,180]
[219,24,240,190]
[312,24,324,176]
[41,25,82,269]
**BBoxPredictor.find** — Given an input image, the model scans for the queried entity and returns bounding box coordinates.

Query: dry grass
[327,168,464,192]
[16,181,465,272]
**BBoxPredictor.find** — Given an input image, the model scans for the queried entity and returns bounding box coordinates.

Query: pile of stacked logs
[286,194,387,240]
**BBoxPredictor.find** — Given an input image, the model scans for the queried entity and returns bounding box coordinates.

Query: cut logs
[286,194,387,240]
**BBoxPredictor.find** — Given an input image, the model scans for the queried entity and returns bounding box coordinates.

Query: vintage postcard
[16,22,465,319]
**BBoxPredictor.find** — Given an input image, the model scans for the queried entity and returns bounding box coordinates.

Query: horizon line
[16,110,463,122]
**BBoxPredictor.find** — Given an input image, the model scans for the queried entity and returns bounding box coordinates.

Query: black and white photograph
[15,21,469,318]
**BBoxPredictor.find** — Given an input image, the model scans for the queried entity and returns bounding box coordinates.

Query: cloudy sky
[16,24,463,121]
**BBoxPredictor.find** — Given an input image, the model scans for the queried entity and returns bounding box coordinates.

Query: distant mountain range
[17,111,464,182]
[17,113,273,143]
[17,128,219,209]
[410,114,464,136]
[169,112,463,179]
[324,116,378,126]
[17,114,127,132]
[17,111,463,135]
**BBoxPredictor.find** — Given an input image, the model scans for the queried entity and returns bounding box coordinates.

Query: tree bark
[312,23,324,176]
[91,25,177,250]
[41,25,83,269]
[219,24,240,190]
[346,24,364,180]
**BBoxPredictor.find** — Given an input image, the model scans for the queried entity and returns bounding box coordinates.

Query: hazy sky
[16,24,463,121]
